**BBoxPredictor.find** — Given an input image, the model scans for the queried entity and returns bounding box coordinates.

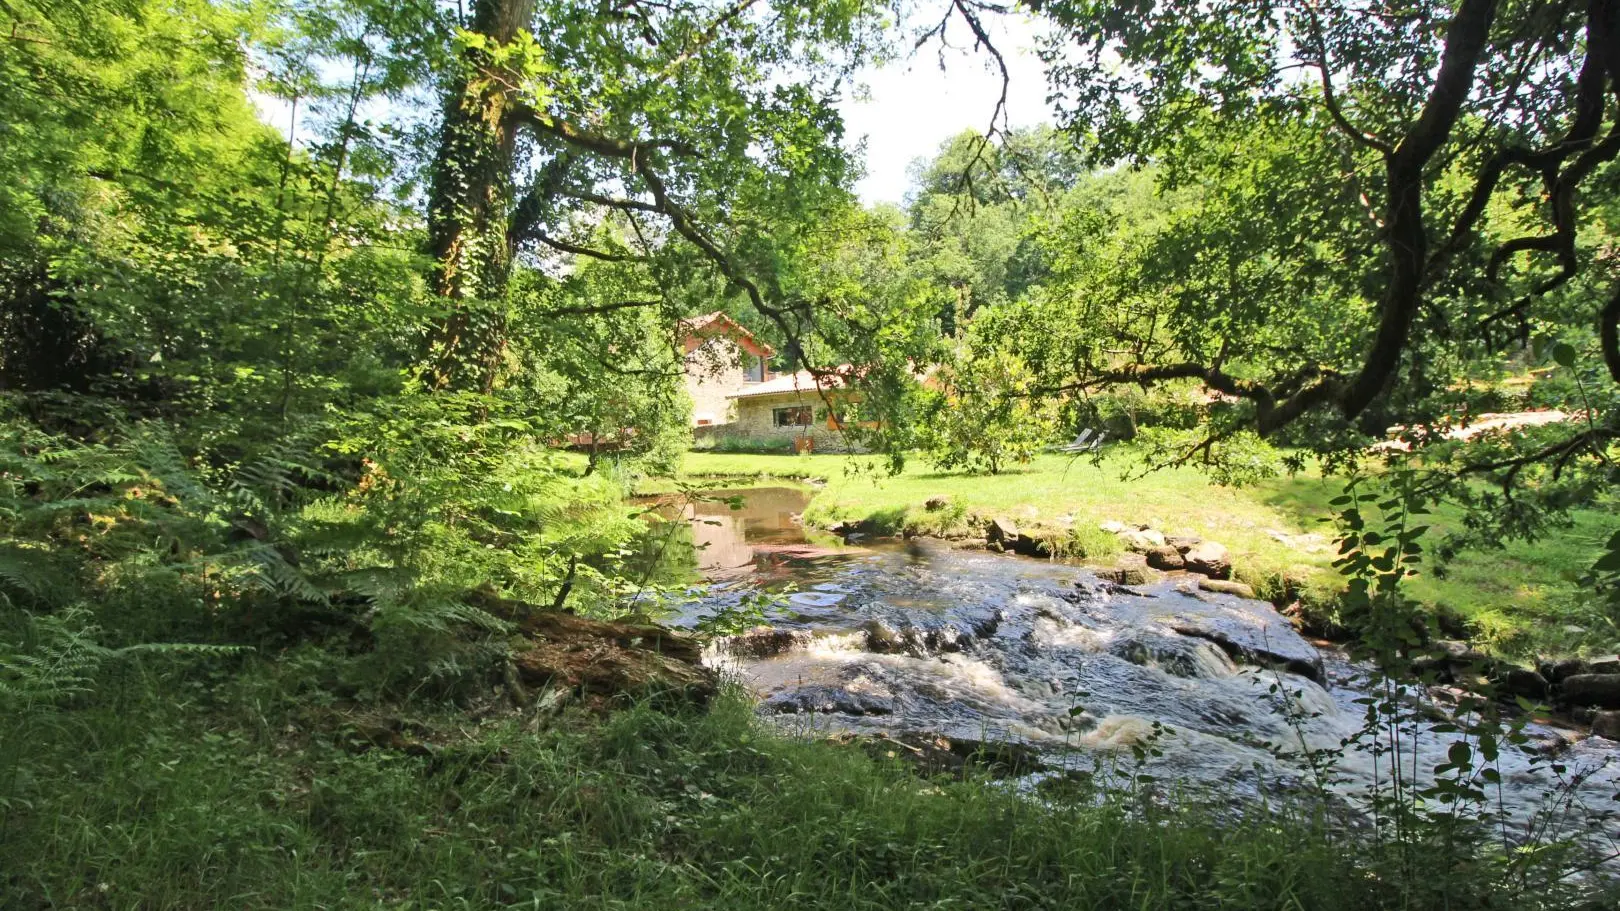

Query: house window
[773,405,812,427]
[744,354,765,383]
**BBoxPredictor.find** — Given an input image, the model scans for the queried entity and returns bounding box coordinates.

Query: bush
[695,434,797,454]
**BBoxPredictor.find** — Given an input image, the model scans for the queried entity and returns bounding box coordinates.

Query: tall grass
[5,654,1612,910]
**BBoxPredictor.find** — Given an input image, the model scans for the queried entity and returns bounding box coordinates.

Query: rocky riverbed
[650,487,1620,855]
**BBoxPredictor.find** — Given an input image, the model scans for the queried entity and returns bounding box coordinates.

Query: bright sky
[839,13,1054,206]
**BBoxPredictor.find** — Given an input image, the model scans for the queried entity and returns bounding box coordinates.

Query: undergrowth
[6,660,1609,911]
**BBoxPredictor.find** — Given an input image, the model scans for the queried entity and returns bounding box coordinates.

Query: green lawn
[658,451,1613,659]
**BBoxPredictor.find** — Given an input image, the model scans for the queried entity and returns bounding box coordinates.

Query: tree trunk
[424,0,536,393]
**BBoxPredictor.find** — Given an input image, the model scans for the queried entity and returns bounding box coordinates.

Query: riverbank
[652,451,1611,660]
[5,659,1607,910]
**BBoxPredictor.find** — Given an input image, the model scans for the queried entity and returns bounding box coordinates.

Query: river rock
[1011,532,1054,558]
[1198,578,1257,599]
[764,684,894,716]
[986,516,1021,546]
[861,605,1002,656]
[714,627,813,659]
[1530,727,1584,756]
[1154,597,1323,682]
[1593,710,1620,741]
[1182,541,1232,579]
[1110,630,1238,679]
[1412,640,1486,677]
[1166,534,1203,554]
[1590,655,1620,674]
[1099,520,1130,534]
[1434,639,1486,662]
[1497,666,1549,700]
[1095,553,1159,586]
[1560,673,1620,708]
[829,520,873,538]
[1121,528,1168,552]
[1539,657,1588,685]
[1143,544,1185,570]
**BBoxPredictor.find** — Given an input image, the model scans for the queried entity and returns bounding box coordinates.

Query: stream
[650,486,1620,855]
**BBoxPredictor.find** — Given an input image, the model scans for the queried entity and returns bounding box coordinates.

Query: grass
[663,450,1615,659]
[4,656,1603,910]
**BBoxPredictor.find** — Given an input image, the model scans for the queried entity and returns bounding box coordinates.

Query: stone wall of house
[728,393,862,453]
[683,337,750,427]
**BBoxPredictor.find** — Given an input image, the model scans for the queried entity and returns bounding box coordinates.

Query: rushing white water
[654,487,1620,860]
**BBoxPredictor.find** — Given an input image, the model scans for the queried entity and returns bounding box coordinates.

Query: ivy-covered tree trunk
[424,0,535,393]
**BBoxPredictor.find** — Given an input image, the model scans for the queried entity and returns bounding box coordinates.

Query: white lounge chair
[1056,428,1094,452]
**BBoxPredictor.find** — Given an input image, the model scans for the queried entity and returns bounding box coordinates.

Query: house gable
[679,311,775,427]
[678,311,773,359]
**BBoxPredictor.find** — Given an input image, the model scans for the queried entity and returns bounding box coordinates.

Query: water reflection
[641,486,850,580]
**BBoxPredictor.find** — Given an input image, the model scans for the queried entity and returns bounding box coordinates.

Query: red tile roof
[678,311,774,356]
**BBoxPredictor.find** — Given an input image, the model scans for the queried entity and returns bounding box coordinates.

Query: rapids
[652,487,1619,854]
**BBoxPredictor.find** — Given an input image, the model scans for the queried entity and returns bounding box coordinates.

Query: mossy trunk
[424,0,535,393]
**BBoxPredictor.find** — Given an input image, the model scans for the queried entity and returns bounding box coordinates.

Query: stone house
[679,311,775,427]
[677,311,867,452]
[725,369,863,453]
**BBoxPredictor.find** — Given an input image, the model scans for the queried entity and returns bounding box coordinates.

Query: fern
[0,608,112,709]
[0,543,68,608]
[0,607,250,712]
[234,544,330,605]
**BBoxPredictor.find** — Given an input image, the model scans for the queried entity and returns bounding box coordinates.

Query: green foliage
[0,607,113,710]
[917,344,1058,475]
[3,0,1618,904]
[695,434,799,454]
[1306,472,1603,892]
[9,675,1608,910]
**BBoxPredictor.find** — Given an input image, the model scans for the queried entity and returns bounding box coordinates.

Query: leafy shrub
[697,434,797,454]
[916,349,1058,475]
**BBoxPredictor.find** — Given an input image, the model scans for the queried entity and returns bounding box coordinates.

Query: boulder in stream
[1540,657,1589,685]
[1144,545,1185,571]
[1496,666,1549,700]
[714,627,815,659]
[1198,578,1256,599]
[1166,534,1203,554]
[1593,710,1620,741]
[1560,673,1620,708]
[764,684,894,716]
[1095,553,1160,586]
[986,516,1021,546]
[1121,528,1168,552]
[1152,593,1324,682]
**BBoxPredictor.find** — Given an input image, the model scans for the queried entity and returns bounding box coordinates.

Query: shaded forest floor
[641,451,1614,660]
